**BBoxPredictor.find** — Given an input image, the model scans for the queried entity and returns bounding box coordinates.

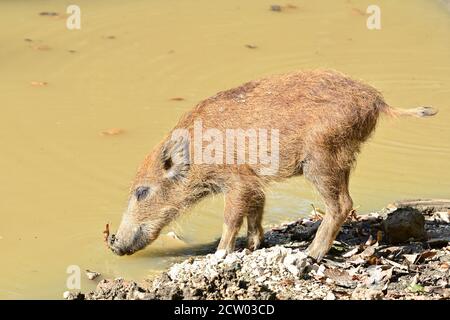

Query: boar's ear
[161,132,190,180]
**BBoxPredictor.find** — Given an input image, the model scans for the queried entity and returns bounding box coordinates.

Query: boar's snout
[106,223,152,256]
[106,233,125,256]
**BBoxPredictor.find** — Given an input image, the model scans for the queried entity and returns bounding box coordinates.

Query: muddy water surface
[0,0,449,298]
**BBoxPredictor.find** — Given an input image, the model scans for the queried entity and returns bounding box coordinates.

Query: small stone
[86,269,100,280]
[223,254,239,266]
[383,208,426,244]
[316,264,326,278]
[266,247,287,264]
[133,291,152,300]
[168,264,183,280]
[63,291,84,300]
[325,291,336,300]
[437,211,450,223]
[283,252,308,277]
[215,249,227,260]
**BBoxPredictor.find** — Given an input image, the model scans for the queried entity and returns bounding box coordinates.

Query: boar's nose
[106,224,148,256]
[106,234,126,256]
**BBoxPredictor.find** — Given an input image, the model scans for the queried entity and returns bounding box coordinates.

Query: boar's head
[107,133,195,256]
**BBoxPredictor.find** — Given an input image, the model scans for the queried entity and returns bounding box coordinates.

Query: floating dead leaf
[270,4,298,12]
[24,38,33,42]
[31,44,51,51]
[39,12,68,20]
[285,4,298,9]
[351,8,367,16]
[30,81,48,87]
[245,44,258,49]
[39,12,59,16]
[101,128,125,136]
[170,97,185,101]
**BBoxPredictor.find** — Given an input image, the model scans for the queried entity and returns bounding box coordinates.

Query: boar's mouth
[104,223,152,256]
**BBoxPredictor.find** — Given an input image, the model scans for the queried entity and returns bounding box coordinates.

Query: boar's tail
[380,104,438,118]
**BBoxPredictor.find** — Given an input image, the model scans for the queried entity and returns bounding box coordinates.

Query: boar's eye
[135,186,150,201]
[163,157,173,171]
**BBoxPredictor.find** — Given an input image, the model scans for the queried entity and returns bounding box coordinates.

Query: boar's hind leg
[305,165,353,261]
[217,183,265,254]
[246,191,265,251]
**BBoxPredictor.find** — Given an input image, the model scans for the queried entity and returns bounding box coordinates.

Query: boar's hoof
[215,249,228,259]
[305,244,328,262]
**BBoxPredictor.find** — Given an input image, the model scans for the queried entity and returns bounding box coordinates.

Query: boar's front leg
[217,181,265,255]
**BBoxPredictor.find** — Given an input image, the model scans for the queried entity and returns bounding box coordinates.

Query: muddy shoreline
[73,199,449,300]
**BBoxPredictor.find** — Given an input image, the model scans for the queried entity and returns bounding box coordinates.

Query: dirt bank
[74,199,449,300]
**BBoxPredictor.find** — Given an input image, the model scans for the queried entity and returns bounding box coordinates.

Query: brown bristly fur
[110,69,437,260]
